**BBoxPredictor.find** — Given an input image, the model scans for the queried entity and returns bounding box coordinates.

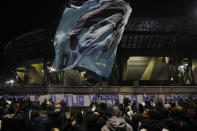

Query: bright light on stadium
[5,80,15,84]
[9,80,14,84]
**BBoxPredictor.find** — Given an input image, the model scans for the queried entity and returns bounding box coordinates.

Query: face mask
[127,110,133,118]
[55,109,60,112]
[91,106,96,112]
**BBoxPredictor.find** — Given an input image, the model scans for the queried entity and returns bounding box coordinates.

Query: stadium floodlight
[5,80,15,84]
[9,80,14,84]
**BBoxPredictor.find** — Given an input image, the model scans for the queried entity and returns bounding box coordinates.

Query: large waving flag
[52,0,132,80]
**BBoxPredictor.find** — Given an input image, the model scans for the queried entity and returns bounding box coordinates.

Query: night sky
[0,0,197,52]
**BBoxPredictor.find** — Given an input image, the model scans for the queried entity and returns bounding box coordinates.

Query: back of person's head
[99,103,107,110]
[137,103,144,114]
[107,107,118,117]
[175,106,183,112]
[47,104,54,112]
[96,102,107,114]
[123,98,131,107]
[155,98,163,106]
[164,104,171,110]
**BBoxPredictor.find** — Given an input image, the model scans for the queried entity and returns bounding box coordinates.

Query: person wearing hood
[101,107,133,131]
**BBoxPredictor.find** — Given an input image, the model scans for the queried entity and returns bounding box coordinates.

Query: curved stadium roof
[2,16,197,78]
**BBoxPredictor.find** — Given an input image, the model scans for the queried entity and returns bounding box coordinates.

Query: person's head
[55,104,61,109]
[49,99,53,102]
[175,106,183,112]
[137,103,144,114]
[55,104,61,112]
[107,107,119,117]
[123,98,131,107]
[44,98,47,102]
[164,104,171,110]
[143,109,149,118]
[155,101,163,110]
[95,102,107,114]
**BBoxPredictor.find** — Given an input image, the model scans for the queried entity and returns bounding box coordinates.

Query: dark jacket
[31,116,52,131]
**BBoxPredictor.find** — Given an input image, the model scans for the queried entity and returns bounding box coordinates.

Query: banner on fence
[1,94,197,107]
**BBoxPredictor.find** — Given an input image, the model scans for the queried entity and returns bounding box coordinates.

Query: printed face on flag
[52,0,132,80]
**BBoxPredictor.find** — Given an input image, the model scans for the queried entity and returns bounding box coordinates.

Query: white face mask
[55,109,60,112]
[91,106,96,112]
[127,110,133,118]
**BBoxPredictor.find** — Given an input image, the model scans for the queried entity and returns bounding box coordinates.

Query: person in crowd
[131,103,145,131]
[12,105,27,131]
[55,104,67,131]
[144,98,153,110]
[31,110,52,131]
[41,98,48,111]
[139,110,169,131]
[0,98,7,119]
[86,102,108,131]
[64,109,84,131]
[41,98,47,110]
[101,107,133,131]
[131,100,138,113]
[169,105,196,131]
[33,98,41,108]
[48,99,55,112]
[49,99,55,106]
[59,99,67,109]
[121,98,134,125]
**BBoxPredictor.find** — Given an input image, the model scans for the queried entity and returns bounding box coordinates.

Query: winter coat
[101,117,133,131]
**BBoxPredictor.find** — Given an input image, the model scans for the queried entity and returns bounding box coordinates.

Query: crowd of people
[0,96,197,131]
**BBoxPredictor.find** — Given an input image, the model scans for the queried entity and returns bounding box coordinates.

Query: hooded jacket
[101,117,133,131]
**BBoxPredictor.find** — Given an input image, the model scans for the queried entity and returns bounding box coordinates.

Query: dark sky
[0,0,197,49]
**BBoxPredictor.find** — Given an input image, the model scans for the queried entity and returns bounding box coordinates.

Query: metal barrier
[1,86,197,95]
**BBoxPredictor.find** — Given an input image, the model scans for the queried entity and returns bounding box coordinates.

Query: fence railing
[1,86,197,95]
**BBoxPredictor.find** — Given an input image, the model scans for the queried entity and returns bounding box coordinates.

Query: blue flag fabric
[52,0,132,80]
